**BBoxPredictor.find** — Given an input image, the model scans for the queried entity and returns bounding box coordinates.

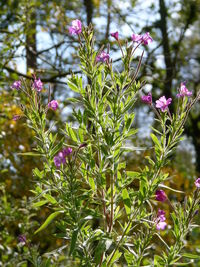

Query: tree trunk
[105,0,111,39]
[186,116,200,174]
[158,0,173,99]
[25,5,37,72]
[84,0,93,25]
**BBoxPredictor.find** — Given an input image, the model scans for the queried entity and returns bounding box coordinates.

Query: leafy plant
[13,21,200,266]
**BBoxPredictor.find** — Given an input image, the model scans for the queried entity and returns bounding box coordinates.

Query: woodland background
[0,0,200,265]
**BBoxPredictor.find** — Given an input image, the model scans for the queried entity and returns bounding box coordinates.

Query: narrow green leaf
[17,152,42,157]
[88,177,96,191]
[66,124,78,142]
[151,133,162,149]
[67,79,79,93]
[122,188,131,216]
[34,211,63,234]
[94,240,106,264]
[107,250,122,265]
[159,184,184,194]
[154,255,165,266]
[43,194,57,204]
[32,200,48,208]
[69,229,79,256]
[126,171,140,179]
[33,168,43,179]
[50,137,65,158]
[66,97,80,103]
[182,253,200,259]
[173,261,195,266]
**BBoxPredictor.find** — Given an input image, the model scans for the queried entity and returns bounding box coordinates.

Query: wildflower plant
[14,21,200,266]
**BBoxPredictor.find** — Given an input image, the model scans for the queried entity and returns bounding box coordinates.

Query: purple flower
[156,209,167,230]
[69,19,82,35]
[157,209,166,222]
[58,151,67,163]
[33,78,43,92]
[142,32,153,45]
[195,178,200,188]
[131,33,143,42]
[141,93,152,104]
[155,190,167,202]
[11,80,21,90]
[110,31,119,41]
[18,234,26,244]
[155,96,172,112]
[48,100,59,111]
[54,155,62,168]
[13,115,21,121]
[62,147,73,156]
[177,82,192,98]
[54,147,72,168]
[96,51,110,63]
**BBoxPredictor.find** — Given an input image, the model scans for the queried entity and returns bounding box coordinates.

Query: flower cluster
[54,147,72,168]
[48,100,59,111]
[156,209,167,230]
[11,78,44,92]
[141,82,193,112]
[33,78,43,92]
[177,82,192,98]
[131,32,153,45]
[69,19,82,35]
[11,80,21,90]
[96,51,110,63]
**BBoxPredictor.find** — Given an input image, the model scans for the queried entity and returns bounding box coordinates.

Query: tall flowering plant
[14,21,200,266]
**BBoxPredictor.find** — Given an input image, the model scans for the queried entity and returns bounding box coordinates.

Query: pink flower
[131,33,143,42]
[96,51,110,63]
[131,32,153,45]
[142,32,153,45]
[33,78,43,92]
[195,178,200,188]
[156,209,167,230]
[110,31,119,41]
[155,190,167,202]
[69,19,82,35]
[141,93,152,104]
[157,209,166,222]
[177,82,192,98]
[155,96,172,112]
[13,115,21,121]
[11,80,21,90]
[48,100,59,111]
[156,221,167,230]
